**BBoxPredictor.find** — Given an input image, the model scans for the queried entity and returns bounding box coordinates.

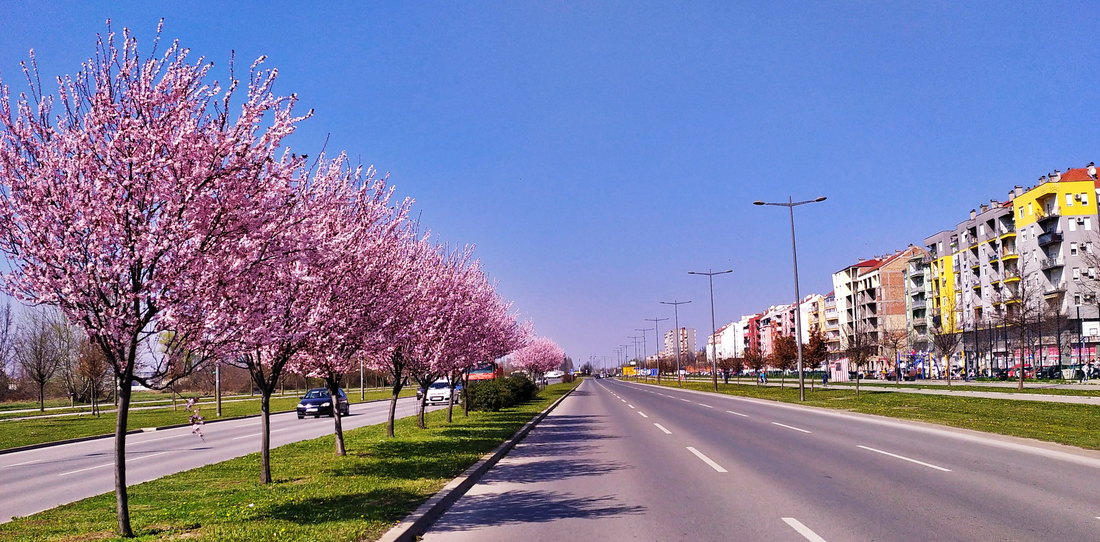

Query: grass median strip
[0,390,412,451]
[0,381,577,541]
[630,379,1100,451]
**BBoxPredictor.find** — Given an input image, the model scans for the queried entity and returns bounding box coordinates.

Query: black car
[296,388,350,419]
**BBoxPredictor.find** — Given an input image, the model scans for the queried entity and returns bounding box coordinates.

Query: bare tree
[880,327,908,382]
[845,322,876,396]
[0,302,13,401]
[15,308,67,410]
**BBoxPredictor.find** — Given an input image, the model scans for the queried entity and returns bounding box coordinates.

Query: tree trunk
[38,386,45,412]
[326,376,346,456]
[259,390,272,484]
[114,377,133,537]
[446,380,455,423]
[386,380,402,438]
[417,393,428,429]
[463,369,470,417]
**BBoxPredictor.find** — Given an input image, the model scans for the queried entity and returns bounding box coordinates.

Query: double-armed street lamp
[635,328,651,382]
[645,317,668,383]
[689,268,733,392]
[752,196,827,402]
[627,335,643,381]
[660,300,692,386]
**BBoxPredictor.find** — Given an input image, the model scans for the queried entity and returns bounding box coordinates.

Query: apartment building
[903,248,931,354]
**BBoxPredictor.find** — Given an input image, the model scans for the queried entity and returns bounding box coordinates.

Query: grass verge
[0,390,413,451]
[0,381,577,541]
[635,379,1100,450]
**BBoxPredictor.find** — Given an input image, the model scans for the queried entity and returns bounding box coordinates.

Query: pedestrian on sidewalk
[822,372,828,387]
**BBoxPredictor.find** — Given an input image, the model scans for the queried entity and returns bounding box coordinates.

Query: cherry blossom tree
[0,23,307,536]
[511,337,565,384]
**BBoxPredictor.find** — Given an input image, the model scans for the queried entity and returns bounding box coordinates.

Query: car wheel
[297,414,303,419]
[314,414,320,418]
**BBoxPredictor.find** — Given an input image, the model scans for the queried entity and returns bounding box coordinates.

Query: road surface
[423,378,1100,541]
[0,396,441,522]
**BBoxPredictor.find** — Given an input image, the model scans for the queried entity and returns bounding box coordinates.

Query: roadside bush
[466,375,538,411]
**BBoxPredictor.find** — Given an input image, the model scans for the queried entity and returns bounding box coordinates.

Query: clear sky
[2,1,1098,369]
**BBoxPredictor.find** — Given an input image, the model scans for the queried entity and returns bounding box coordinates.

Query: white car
[545,370,564,378]
[417,380,459,405]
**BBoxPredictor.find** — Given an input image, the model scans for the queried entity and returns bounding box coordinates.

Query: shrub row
[465,374,538,411]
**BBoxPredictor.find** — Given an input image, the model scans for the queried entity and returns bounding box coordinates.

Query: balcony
[909,268,925,278]
[1000,251,1019,261]
[911,300,927,309]
[1038,207,1062,223]
[1040,257,1065,270]
[1038,232,1064,246]
[1044,282,1067,296]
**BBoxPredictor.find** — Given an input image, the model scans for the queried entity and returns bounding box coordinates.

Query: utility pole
[689,268,733,391]
[645,317,669,384]
[660,300,692,386]
[635,328,651,382]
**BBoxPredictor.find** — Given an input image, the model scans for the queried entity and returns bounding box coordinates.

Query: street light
[660,300,692,386]
[645,317,668,384]
[753,195,827,402]
[635,328,651,382]
[689,268,733,392]
[627,335,642,380]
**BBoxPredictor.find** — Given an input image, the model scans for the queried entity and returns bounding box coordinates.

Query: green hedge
[465,374,538,411]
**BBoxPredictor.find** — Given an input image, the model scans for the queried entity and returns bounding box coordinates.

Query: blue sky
[2,2,1098,368]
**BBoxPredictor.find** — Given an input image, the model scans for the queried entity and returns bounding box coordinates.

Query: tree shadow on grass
[264,487,425,525]
[429,490,645,531]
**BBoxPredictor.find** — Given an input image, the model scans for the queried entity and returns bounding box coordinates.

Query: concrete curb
[0,395,399,456]
[376,384,580,542]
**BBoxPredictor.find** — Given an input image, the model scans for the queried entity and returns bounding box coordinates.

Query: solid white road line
[772,422,812,434]
[680,398,691,402]
[857,445,952,472]
[2,458,41,468]
[654,423,672,434]
[726,410,750,417]
[637,412,649,418]
[233,432,260,441]
[686,447,727,473]
[782,517,828,542]
[698,403,714,408]
[58,451,170,477]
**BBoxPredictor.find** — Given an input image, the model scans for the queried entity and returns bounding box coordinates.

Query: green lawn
[0,390,412,451]
[0,381,577,541]
[639,379,1100,450]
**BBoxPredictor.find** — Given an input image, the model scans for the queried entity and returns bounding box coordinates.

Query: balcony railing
[1044,282,1067,296]
[1040,257,1065,270]
[911,300,927,309]
[1038,232,1064,246]
[1038,207,1062,222]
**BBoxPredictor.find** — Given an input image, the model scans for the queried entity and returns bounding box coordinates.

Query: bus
[467,362,504,381]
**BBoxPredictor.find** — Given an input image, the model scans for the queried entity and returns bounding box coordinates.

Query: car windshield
[304,390,330,399]
[430,382,449,389]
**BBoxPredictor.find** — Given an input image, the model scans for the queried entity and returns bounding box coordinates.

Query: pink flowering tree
[179,153,410,478]
[511,337,565,384]
[0,24,306,536]
[288,162,413,456]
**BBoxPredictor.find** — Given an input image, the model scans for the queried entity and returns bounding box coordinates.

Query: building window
[1091,267,1097,279]
[1071,242,1078,256]
[1028,203,1034,216]
[1075,294,1082,306]
[1067,193,1075,206]
[1073,267,1081,281]
[1018,206,1024,218]
[1070,219,1077,232]
[1086,217,1093,231]
[1083,193,1090,206]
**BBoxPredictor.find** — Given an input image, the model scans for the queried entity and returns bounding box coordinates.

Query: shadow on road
[429,490,645,531]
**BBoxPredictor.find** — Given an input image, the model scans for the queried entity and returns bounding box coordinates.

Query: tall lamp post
[621,344,633,378]
[645,317,669,384]
[753,195,827,402]
[628,335,643,380]
[660,300,692,386]
[635,328,651,382]
[689,269,733,392]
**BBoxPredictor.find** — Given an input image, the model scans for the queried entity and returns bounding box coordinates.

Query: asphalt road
[423,378,1100,541]
[0,395,442,523]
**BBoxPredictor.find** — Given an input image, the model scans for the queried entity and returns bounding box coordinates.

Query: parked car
[296,388,350,419]
[417,380,461,405]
